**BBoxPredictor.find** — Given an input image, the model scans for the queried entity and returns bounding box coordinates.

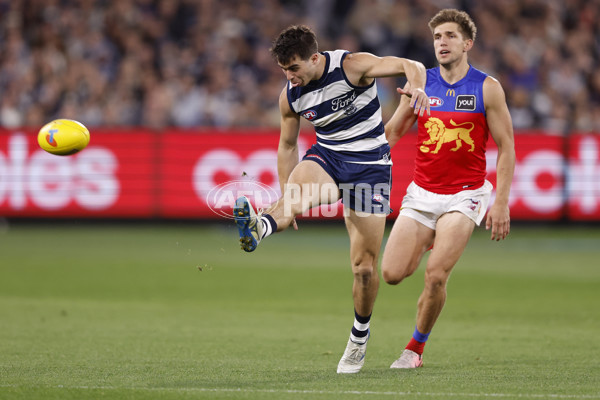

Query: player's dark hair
[270,25,318,65]
[428,9,477,42]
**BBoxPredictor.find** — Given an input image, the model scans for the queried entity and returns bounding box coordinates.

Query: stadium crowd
[0,0,599,134]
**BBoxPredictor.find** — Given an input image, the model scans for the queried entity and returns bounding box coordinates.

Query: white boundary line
[1,385,599,399]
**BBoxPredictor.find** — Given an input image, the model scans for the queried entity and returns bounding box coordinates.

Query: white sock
[260,215,277,240]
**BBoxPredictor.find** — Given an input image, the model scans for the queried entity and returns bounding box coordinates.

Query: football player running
[381,9,516,369]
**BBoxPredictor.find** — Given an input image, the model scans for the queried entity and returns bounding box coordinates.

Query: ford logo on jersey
[302,110,317,120]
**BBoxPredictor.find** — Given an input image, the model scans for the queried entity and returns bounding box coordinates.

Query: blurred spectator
[508,87,536,130]
[0,0,598,135]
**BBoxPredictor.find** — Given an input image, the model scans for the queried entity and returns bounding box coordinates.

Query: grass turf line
[0,223,598,400]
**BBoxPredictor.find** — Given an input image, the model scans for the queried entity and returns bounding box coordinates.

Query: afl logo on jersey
[429,97,443,107]
[302,110,317,120]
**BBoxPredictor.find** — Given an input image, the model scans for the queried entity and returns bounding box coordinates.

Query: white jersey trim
[315,107,382,142]
[290,80,349,112]
[318,133,388,153]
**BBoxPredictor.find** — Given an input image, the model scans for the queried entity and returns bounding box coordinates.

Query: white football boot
[390,349,423,369]
[337,332,369,374]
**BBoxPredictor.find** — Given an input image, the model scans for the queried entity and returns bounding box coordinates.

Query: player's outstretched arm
[343,53,430,117]
[385,84,419,148]
[483,77,516,241]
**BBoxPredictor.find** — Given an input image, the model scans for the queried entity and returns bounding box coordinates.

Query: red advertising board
[484,133,566,220]
[160,130,285,218]
[567,134,600,221]
[1,128,599,221]
[0,129,155,217]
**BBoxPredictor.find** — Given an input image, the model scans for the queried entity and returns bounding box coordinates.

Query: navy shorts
[302,144,392,214]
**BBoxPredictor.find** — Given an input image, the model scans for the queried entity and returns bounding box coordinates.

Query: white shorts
[399,180,493,230]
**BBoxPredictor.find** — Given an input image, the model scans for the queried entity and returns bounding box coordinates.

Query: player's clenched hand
[486,203,510,241]
[397,87,430,117]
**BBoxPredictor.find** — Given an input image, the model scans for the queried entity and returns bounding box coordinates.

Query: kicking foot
[233,196,263,252]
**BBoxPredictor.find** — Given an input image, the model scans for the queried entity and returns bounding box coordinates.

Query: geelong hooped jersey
[287,50,390,164]
[414,66,490,194]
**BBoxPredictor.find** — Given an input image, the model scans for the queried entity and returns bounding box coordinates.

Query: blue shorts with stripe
[302,144,392,214]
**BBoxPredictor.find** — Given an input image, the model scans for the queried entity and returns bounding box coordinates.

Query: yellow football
[38,119,90,156]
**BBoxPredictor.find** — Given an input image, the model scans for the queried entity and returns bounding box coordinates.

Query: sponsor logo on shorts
[468,198,480,211]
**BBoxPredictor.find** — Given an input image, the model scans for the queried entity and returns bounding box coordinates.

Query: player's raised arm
[343,52,430,117]
[483,76,516,241]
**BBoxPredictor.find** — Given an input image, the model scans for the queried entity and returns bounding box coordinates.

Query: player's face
[433,22,471,66]
[278,54,319,87]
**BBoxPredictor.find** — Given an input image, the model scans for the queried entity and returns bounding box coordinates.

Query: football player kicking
[381,9,515,369]
[233,24,430,373]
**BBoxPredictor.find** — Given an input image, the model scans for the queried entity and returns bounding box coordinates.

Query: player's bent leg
[337,210,386,374]
[267,160,339,231]
[416,212,475,334]
[388,212,475,369]
[234,161,338,252]
[381,215,434,285]
[382,215,432,369]
[388,212,471,369]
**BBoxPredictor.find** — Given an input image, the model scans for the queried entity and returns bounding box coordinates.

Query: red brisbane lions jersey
[414,66,490,194]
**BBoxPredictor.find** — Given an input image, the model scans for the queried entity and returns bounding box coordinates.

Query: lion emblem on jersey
[420,117,475,154]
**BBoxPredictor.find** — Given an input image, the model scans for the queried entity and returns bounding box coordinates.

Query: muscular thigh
[382,215,435,276]
[426,211,475,276]
[284,160,339,212]
[344,209,387,268]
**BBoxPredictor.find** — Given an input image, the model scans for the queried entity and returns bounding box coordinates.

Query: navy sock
[350,310,371,344]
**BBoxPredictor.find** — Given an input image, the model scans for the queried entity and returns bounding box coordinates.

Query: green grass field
[0,221,599,400]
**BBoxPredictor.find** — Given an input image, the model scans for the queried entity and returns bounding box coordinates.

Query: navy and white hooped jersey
[287,50,391,165]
